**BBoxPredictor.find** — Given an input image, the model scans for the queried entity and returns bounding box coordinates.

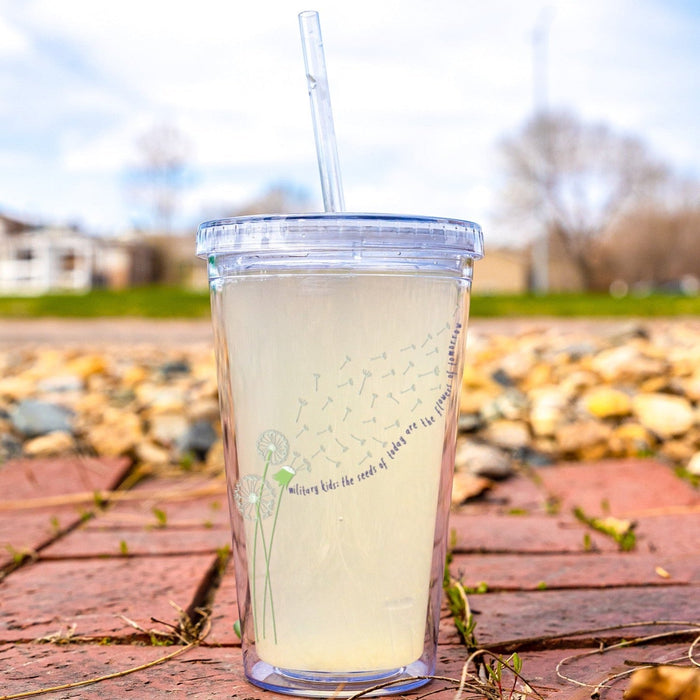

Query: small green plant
[443,533,478,649]
[148,632,175,647]
[485,652,524,697]
[215,545,231,575]
[545,496,561,515]
[179,452,195,471]
[507,507,528,516]
[536,581,548,590]
[152,507,168,528]
[233,619,242,639]
[675,465,700,488]
[119,540,129,556]
[574,506,636,551]
[49,516,61,534]
[5,544,27,565]
[583,532,592,552]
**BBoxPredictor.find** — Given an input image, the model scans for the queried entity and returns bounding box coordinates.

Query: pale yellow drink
[221,272,466,671]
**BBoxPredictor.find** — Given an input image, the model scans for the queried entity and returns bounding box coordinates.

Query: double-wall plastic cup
[197,213,483,697]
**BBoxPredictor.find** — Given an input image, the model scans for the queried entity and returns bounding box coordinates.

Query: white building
[0,215,95,294]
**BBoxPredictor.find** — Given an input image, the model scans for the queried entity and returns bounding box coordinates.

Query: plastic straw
[299,10,345,212]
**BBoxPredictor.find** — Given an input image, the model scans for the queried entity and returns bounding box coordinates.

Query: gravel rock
[3,320,700,476]
[135,440,171,466]
[659,440,696,464]
[452,472,492,504]
[682,370,700,402]
[24,431,75,457]
[460,389,497,415]
[591,345,666,383]
[0,434,22,464]
[458,413,482,432]
[609,422,656,457]
[529,386,568,437]
[480,388,528,422]
[556,420,612,459]
[205,439,225,471]
[0,376,36,401]
[64,354,107,378]
[37,374,85,393]
[583,387,632,418]
[88,409,143,456]
[687,452,700,476]
[177,419,218,459]
[512,446,555,467]
[455,440,513,480]
[11,399,74,437]
[490,368,516,388]
[186,398,220,422]
[159,359,191,377]
[149,413,189,447]
[632,393,695,439]
[483,419,531,450]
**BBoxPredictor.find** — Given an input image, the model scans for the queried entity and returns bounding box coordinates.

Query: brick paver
[537,459,700,515]
[0,554,219,642]
[462,585,700,648]
[0,456,131,501]
[450,511,620,553]
[0,455,698,698]
[0,457,131,570]
[450,551,700,590]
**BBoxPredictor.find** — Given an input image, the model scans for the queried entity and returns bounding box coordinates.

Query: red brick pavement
[0,456,698,698]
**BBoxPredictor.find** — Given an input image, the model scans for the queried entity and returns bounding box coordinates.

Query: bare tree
[231,183,312,216]
[497,112,669,288]
[129,123,191,233]
[596,202,700,290]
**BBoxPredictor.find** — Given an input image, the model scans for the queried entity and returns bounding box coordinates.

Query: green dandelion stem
[251,449,273,641]
[262,484,290,645]
[258,514,274,640]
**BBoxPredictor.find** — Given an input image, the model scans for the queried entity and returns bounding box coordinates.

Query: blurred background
[0,0,698,299]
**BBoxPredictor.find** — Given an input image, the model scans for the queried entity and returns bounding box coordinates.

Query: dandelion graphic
[241,430,298,644]
[257,430,289,464]
[234,475,276,521]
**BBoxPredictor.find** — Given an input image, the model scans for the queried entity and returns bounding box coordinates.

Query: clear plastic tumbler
[197,213,483,697]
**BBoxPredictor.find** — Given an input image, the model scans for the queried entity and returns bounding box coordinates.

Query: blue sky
[1,0,698,244]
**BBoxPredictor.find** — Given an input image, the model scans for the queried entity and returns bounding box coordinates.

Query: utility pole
[532,7,553,115]
[531,7,554,293]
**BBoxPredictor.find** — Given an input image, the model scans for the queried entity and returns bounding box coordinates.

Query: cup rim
[196,212,484,260]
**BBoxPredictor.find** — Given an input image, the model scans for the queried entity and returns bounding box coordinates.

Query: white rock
[23,431,75,457]
[686,452,700,476]
[149,413,189,447]
[484,420,531,450]
[632,393,695,439]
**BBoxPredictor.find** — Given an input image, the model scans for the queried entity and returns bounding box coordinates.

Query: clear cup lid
[196,213,484,260]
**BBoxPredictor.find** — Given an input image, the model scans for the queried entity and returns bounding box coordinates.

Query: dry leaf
[624,666,700,700]
[655,566,671,579]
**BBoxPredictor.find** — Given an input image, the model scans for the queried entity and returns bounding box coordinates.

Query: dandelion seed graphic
[234,475,276,521]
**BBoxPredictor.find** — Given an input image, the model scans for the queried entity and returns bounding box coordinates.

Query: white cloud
[0,13,29,57]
